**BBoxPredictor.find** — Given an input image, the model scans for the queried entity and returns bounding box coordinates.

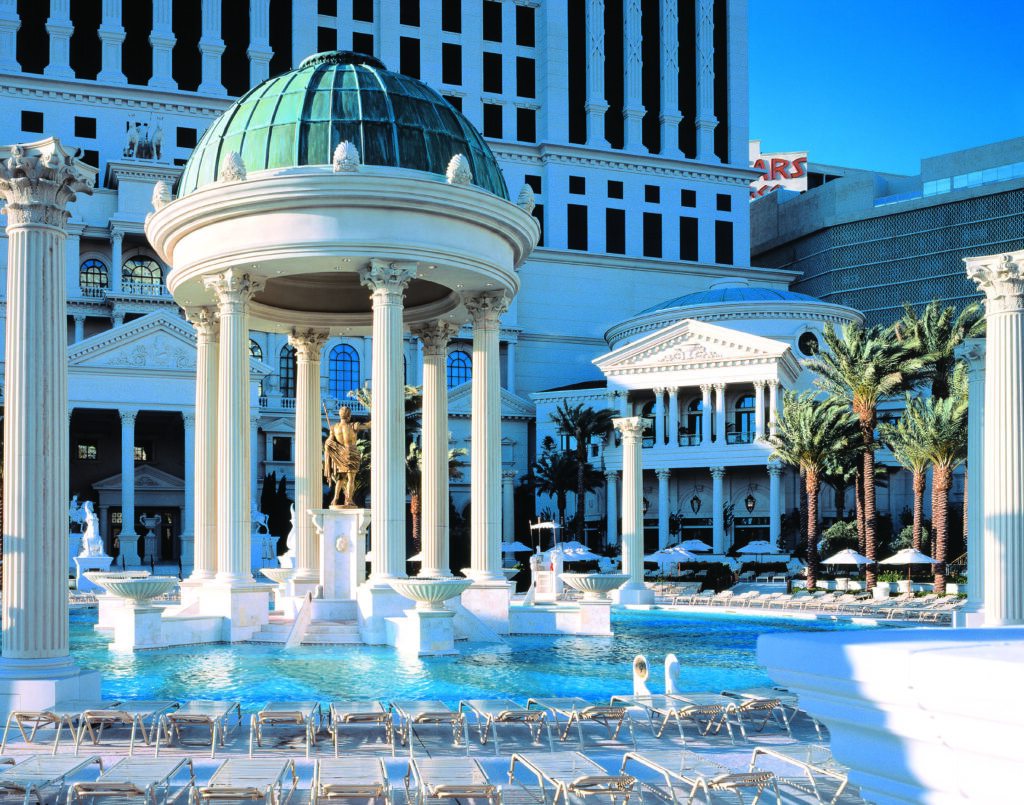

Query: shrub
[892,524,930,554]
[819,520,858,556]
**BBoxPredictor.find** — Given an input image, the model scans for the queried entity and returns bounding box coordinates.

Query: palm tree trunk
[933,465,951,594]
[799,468,808,551]
[912,470,925,552]
[806,470,821,590]
[576,441,587,547]
[557,492,567,536]
[410,492,421,554]
[855,466,865,556]
[863,430,878,589]
[962,465,968,547]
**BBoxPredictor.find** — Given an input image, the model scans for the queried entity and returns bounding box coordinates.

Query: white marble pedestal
[759,627,1024,805]
[357,584,411,644]
[0,665,102,717]
[111,604,164,651]
[199,582,272,642]
[612,582,655,605]
[386,609,458,655]
[461,581,511,635]
[74,556,113,592]
[311,508,369,599]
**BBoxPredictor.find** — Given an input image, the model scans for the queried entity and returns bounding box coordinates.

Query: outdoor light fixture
[745,493,756,513]
[642,497,650,514]
[690,495,701,514]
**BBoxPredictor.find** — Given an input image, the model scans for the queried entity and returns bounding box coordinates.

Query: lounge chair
[622,749,779,805]
[248,702,322,759]
[671,692,790,741]
[193,758,297,805]
[748,745,854,805]
[74,701,179,756]
[721,688,823,741]
[313,758,391,805]
[706,591,735,607]
[525,697,635,750]
[0,755,102,805]
[1,701,121,755]
[607,695,723,742]
[155,701,241,759]
[509,751,634,805]
[328,701,393,757]
[68,757,194,805]
[458,700,553,755]
[388,701,468,757]
[405,758,500,805]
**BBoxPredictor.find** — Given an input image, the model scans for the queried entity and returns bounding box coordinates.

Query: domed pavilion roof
[638,286,822,315]
[178,51,508,199]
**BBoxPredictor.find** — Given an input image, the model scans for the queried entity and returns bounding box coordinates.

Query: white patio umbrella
[501,541,532,553]
[644,548,679,562]
[678,539,713,552]
[736,540,778,555]
[880,548,934,565]
[822,548,870,566]
[406,551,423,562]
[667,546,699,561]
[563,547,601,561]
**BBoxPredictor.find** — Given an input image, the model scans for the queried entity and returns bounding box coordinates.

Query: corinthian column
[956,338,985,617]
[184,306,219,580]
[622,0,646,152]
[700,384,712,445]
[605,469,619,547]
[45,0,74,78]
[288,328,330,589]
[180,412,196,569]
[118,409,140,561]
[613,417,653,604]
[695,0,718,161]
[465,292,510,582]
[768,463,783,547]
[0,138,97,689]
[585,0,608,146]
[359,260,415,581]
[711,466,726,552]
[410,319,460,578]
[0,0,19,72]
[966,252,1024,625]
[204,269,265,583]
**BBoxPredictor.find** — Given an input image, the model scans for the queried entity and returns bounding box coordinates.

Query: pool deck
[0,694,869,804]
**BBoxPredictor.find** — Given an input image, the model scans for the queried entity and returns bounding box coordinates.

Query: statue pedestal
[74,556,113,592]
[111,603,164,651]
[311,508,369,600]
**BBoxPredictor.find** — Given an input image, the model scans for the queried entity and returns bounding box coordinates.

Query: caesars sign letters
[749,140,808,200]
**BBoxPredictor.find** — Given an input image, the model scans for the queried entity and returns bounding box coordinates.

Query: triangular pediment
[261,417,295,434]
[448,384,536,420]
[594,319,791,375]
[92,464,185,492]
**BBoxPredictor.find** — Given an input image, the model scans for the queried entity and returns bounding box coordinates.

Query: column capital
[501,468,517,482]
[0,140,96,229]
[767,379,780,389]
[604,467,619,480]
[184,305,220,341]
[767,463,784,478]
[288,327,330,361]
[119,408,138,426]
[613,416,649,442]
[410,319,460,356]
[955,337,986,375]
[753,379,767,390]
[710,466,726,480]
[713,382,726,392]
[966,251,1024,314]
[700,383,712,395]
[652,386,666,396]
[72,312,85,323]
[359,259,415,302]
[109,226,123,242]
[463,291,510,329]
[203,268,266,306]
[655,468,671,480]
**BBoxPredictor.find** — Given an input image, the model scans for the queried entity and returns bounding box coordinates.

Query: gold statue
[324,406,371,508]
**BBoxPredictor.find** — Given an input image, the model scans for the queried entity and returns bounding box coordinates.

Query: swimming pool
[70,608,871,709]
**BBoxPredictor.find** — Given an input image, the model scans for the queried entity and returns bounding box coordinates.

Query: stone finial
[446,154,472,186]
[332,141,360,173]
[517,184,535,213]
[151,180,171,211]
[219,151,247,183]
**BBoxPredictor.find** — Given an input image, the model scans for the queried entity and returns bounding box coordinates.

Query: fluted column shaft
[652,387,665,446]
[614,417,648,589]
[700,384,712,445]
[658,0,682,153]
[754,380,766,439]
[466,292,509,581]
[289,329,329,584]
[966,252,1024,624]
[205,270,264,582]
[585,0,608,146]
[109,230,123,293]
[622,0,646,152]
[768,464,782,547]
[149,0,176,90]
[198,0,227,95]
[695,0,718,160]
[73,315,85,343]
[711,466,726,553]
[502,470,516,546]
[361,261,415,581]
[0,139,95,671]
[714,383,726,445]
[119,410,138,550]
[957,338,985,608]
[45,0,74,78]
[667,388,679,447]
[768,381,780,437]
[186,307,219,580]
[412,320,459,578]
[180,412,196,566]
[656,468,670,551]
[605,469,619,547]
[0,0,19,72]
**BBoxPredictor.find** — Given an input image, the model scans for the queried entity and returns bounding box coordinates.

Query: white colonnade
[185,306,219,582]
[957,338,985,619]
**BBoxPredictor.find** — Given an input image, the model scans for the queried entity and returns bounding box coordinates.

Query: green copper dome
[178,51,508,199]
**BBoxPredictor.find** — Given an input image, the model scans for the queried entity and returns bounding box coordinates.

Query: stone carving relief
[107,335,195,369]
[636,343,720,366]
[219,151,247,183]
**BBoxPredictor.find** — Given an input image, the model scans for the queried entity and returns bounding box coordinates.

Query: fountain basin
[89,575,178,605]
[388,577,473,611]
[260,567,294,586]
[560,572,629,601]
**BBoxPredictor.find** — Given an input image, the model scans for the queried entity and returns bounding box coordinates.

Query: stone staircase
[249,612,361,645]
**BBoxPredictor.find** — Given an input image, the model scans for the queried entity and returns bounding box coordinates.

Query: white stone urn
[501,567,519,580]
[260,567,294,586]
[388,577,473,611]
[85,570,151,588]
[89,574,178,607]
[560,572,629,601]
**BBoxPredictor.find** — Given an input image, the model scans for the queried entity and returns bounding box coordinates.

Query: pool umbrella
[563,547,601,561]
[502,541,532,553]
[560,540,587,552]
[668,546,699,560]
[822,548,870,566]
[644,548,679,562]
[406,551,423,562]
[736,540,778,554]
[678,539,713,552]
[880,547,935,579]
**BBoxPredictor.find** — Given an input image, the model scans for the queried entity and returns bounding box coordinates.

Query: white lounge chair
[526,697,635,750]
[155,701,241,759]
[74,701,179,756]
[389,701,468,757]
[328,701,393,757]
[248,702,322,759]
[1,701,120,755]
[0,755,102,805]
[622,749,779,805]
[405,758,500,805]
[608,694,726,742]
[748,745,854,805]
[313,758,391,805]
[509,752,634,805]
[68,757,194,805]
[458,700,552,755]
[193,758,297,805]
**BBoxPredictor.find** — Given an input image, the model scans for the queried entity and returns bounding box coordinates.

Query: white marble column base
[759,626,1024,805]
[508,601,612,636]
[386,609,458,656]
[196,582,271,642]
[110,604,164,651]
[0,665,101,718]
[96,593,125,631]
[460,582,511,636]
[356,584,411,645]
[612,581,654,606]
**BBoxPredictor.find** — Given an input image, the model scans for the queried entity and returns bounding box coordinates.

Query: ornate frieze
[107,334,194,369]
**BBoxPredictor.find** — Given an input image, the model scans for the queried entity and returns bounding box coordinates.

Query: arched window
[731,395,756,443]
[329,344,360,400]
[122,257,163,295]
[447,350,472,389]
[684,398,703,445]
[80,258,108,295]
[249,340,263,360]
[279,345,297,398]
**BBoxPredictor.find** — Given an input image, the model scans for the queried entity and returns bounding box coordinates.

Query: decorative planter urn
[559,572,629,601]
[388,577,473,611]
[88,574,178,608]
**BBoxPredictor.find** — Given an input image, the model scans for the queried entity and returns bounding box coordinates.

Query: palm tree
[532,439,578,530]
[406,444,467,555]
[804,322,924,588]
[764,391,859,590]
[907,367,969,594]
[880,405,932,552]
[895,300,985,400]
[550,402,617,546]
[821,440,862,520]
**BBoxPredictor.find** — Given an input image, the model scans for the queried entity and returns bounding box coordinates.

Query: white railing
[121,281,171,298]
[80,286,106,298]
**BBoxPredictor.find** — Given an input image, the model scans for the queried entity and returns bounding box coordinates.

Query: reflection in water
[71,609,871,708]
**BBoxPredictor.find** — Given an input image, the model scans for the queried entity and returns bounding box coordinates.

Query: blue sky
[748,0,1024,175]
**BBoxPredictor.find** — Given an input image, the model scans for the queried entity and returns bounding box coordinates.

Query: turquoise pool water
[70,609,870,709]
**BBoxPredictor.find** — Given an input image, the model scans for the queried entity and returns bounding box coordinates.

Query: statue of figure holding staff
[324,406,371,508]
